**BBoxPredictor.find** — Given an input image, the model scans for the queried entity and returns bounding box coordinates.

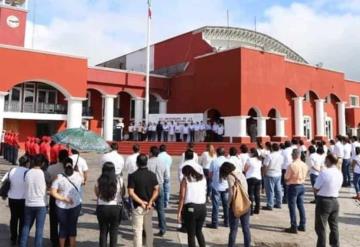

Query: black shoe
[254,209,260,214]
[224,223,229,227]
[156,231,166,237]
[206,223,218,229]
[284,227,298,234]
[262,206,273,211]
[274,205,282,209]
[177,226,187,233]
[297,226,306,232]
[282,200,288,204]
[310,200,316,204]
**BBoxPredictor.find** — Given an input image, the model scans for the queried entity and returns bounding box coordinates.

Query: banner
[149,113,205,124]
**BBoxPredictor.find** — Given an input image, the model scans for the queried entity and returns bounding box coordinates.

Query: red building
[1,1,360,146]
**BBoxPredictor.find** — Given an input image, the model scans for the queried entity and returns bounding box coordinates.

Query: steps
[116,141,256,155]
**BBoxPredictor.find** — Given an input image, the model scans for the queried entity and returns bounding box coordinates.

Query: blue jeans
[228,209,251,247]
[287,184,306,228]
[19,206,47,247]
[264,176,282,208]
[354,172,360,194]
[163,179,170,208]
[342,159,351,186]
[211,188,229,227]
[155,186,166,232]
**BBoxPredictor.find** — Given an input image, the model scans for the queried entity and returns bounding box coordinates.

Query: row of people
[127,121,225,142]
[1,131,20,165]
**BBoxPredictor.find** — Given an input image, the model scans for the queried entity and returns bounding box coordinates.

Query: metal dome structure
[197,26,308,64]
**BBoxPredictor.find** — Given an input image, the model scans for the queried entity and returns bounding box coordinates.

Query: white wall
[126,46,155,72]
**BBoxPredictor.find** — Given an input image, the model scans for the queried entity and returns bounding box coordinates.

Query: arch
[150,92,165,102]
[285,87,298,98]
[304,90,320,100]
[86,86,105,96]
[204,108,222,122]
[149,94,160,114]
[247,107,262,117]
[329,93,341,103]
[267,108,281,118]
[247,107,261,142]
[121,89,138,99]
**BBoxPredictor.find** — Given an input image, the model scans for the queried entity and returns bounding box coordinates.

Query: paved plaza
[0,153,359,247]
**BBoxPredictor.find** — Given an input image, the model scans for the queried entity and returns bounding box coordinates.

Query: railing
[4,101,67,114]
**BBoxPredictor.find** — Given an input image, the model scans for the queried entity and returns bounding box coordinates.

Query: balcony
[5,101,67,114]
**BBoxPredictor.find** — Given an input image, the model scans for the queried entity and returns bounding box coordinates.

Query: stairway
[116,141,255,156]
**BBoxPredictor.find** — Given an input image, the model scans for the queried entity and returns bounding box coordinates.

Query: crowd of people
[124,120,225,142]
[0,133,358,247]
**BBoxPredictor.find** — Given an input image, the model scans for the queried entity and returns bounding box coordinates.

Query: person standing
[177,164,207,247]
[314,154,343,247]
[189,122,195,143]
[199,121,206,142]
[342,137,352,187]
[169,121,176,142]
[205,121,212,142]
[0,130,5,156]
[217,123,224,142]
[95,162,123,247]
[200,144,217,200]
[207,147,229,228]
[125,144,140,175]
[158,144,173,208]
[194,122,201,143]
[70,149,89,186]
[281,141,293,204]
[101,143,124,181]
[220,162,251,247]
[19,155,48,247]
[238,144,250,169]
[244,148,262,215]
[262,143,284,210]
[284,149,308,234]
[163,122,169,142]
[50,158,83,247]
[128,154,159,247]
[156,121,163,142]
[351,147,360,200]
[308,146,325,203]
[3,155,29,245]
[333,135,344,170]
[128,122,134,141]
[228,147,243,173]
[147,146,168,236]
[182,123,190,142]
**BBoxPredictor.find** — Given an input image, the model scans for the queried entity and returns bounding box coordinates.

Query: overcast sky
[24,0,360,81]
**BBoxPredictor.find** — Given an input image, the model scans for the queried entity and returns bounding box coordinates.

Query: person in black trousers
[95,162,123,247]
[156,121,163,142]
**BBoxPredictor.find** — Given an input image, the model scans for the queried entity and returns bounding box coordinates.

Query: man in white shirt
[158,144,173,208]
[124,144,140,175]
[263,143,284,210]
[199,121,206,142]
[217,124,224,142]
[175,123,182,142]
[351,136,360,159]
[342,137,352,187]
[101,143,124,179]
[163,122,169,142]
[333,135,344,170]
[205,121,212,142]
[314,154,343,247]
[180,143,199,164]
[182,123,190,142]
[281,141,293,204]
[168,121,176,142]
[194,122,201,142]
[70,150,89,185]
[128,122,134,141]
[212,122,219,142]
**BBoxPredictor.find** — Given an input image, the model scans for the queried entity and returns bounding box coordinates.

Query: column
[350,128,358,137]
[159,100,167,114]
[255,117,269,137]
[293,97,304,137]
[274,117,287,137]
[0,92,8,136]
[67,97,85,129]
[315,99,325,137]
[337,102,346,136]
[103,95,117,141]
[239,116,249,137]
[134,97,144,124]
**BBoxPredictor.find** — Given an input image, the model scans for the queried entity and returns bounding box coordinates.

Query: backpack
[230,174,251,218]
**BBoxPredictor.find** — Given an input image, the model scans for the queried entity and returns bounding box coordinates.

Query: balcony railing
[4,101,67,114]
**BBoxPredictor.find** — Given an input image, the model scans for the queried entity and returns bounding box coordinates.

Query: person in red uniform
[33,138,40,155]
[40,136,51,162]
[25,137,31,155]
[11,133,20,165]
[50,140,61,165]
[8,132,15,164]
[4,131,9,161]
[29,137,35,157]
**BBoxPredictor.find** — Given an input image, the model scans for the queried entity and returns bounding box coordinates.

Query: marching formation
[0,134,358,247]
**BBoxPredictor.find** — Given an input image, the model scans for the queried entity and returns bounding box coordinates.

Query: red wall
[0,7,27,47]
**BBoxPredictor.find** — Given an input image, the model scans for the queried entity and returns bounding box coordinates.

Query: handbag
[118,197,132,224]
[0,168,14,200]
[230,173,251,217]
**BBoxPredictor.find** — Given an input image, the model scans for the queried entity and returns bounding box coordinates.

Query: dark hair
[132,144,140,153]
[159,144,166,152]
[182,165,203,181]
[58,149,69,163]
[136,154,148,168]
[229,147,238,156]
[352,136,358,142]
[184,149,194,161]
[250,148,261,160]
[279,143,285,149]
[325,154,338,167]
[187,143,195,149]
[284,141,291,148]
[240,144,248,153]
[97,162,117,202]
[265,141,272,151]
[110,143,118,151]
[71,149,79,155]
[256,140,263,149]
[31,154,45,168]
[356,147,360,156]
[299,140,304,145]
[18,155,30,167]
[292,138,299,145]
[216,147,225,156]
[150,146,159,157]
[330,140,335,145]
[62,157,74,176]
[272,143,280,151]
[317,146,324,155]
[308,145,316,154]
[219,162,236,180]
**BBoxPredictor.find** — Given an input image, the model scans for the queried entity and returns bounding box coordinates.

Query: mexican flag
[148,0,152,19]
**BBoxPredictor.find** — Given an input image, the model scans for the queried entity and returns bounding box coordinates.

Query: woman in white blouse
[200,144,217,199]
[244,148,262,215]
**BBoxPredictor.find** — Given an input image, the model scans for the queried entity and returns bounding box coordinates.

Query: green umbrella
[52,128,111,153]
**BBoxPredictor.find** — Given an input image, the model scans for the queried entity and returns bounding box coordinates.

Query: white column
[274,117,287,137]
[0,92,8,135]
[134,97,144,124]
[337,102,346,136]
[350,128,358,137]
[255,117,269,137]
[239,116,250,137]
[223,116,249,139]
[103,95,117,141]
[159,100,167,114]
[67,97,85,129]
[293,97,304,137]
[315,99,325,137]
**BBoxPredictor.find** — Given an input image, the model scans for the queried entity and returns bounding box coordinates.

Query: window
[349,95,359,107]
[325,117,333,140]
[303,116,312,140]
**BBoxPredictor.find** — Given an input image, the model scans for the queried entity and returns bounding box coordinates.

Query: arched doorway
[329,93,341,137]
[247,108,261,142]
[204,108,222,123]
[83,89,103,134]
[115,91,133,127]
[303,90,319,140]
[266,108,279,138]
[149,94,160,114]
[285,88,297,138]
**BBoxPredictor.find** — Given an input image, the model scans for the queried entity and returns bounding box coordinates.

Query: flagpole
[145,1,151,126]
